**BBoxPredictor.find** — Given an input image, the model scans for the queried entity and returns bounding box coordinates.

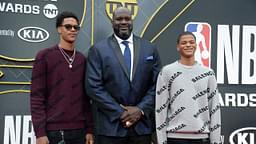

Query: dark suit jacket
[86,34,161,136]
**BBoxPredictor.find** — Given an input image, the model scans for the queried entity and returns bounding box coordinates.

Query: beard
[113,25,133,40]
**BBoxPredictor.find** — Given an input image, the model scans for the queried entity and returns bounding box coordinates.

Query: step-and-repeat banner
[1,0,256,144]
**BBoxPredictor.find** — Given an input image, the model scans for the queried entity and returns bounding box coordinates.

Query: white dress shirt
[114,34,134,81]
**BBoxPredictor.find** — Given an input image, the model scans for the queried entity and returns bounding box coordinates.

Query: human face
[177,34,197,59]
[112,8,133,40]
[58,17,79,43]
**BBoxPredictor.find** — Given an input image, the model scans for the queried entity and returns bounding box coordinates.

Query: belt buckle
[58,130,65,144]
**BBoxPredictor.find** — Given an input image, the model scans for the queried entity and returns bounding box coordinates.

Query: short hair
[56,11,79,28]
[177,31,196,44]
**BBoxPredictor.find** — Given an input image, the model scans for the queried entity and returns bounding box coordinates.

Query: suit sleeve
[137,45,162,118]
[86,46,125,122]
[30,51,47,138]
[155,69,169,144]
[208,70,221,144]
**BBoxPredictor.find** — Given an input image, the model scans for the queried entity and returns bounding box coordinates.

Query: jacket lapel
[132,36,141,80]
[108,36,130,79]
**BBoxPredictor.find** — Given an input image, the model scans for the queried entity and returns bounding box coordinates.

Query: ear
[57,27,61,34]
[111,19,115,26]
[176,45,180,51]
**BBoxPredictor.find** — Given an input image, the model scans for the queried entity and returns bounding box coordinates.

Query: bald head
[112,7,131,20]
[112,6,133,40]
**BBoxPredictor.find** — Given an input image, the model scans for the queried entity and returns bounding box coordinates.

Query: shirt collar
[114,34,133,45]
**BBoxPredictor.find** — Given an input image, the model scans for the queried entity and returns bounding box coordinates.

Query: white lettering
[24,4,32,14]
[0,29,15,37]
[242,26,256,84]
[249,94,256,107]
[33,5,40,14]
[18,27,49,42]
[250,133,255,144]
[225,93,236,107]
[230,127,256,144]
[219,93,225,106]
[237,93,249,107]
[217,25,239,84]
[4,116,21,144]
[15,3,22,13]
[3,115,36,144]
[238,133,248,144]
[6,3,14,12]
[217,25,256,85]
[43,4,58,18]
[23,30,31,38]
[220,135,225,144]
[0,2,40,15]
[22,116,35,144]
[0,2,6,11]
[237,133,255,144]
[37,31,44,39]
[219,93,256,107]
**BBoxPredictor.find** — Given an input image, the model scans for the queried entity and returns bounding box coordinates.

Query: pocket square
[146,56,154,60]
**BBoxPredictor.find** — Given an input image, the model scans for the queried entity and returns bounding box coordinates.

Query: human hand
[85,133,94,144]
[120,106,142,128]
[36,136,49,144]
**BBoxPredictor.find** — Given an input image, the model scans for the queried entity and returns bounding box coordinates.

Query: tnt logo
[43,4,58,19]
[229,127,256,144]
[185,22,211,68]
[105,0,138,20]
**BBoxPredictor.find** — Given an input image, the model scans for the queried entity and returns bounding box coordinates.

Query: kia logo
[229,127,256,144]
[18,26,49,43]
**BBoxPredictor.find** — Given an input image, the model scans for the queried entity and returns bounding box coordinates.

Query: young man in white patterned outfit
[155,31,221,144]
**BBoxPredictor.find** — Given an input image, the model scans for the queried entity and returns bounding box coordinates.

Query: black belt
[47,128,85,138]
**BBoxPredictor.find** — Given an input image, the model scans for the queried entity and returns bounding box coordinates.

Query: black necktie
[122,41,131,76]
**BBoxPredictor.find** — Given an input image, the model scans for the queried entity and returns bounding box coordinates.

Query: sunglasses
[61,24,80,31]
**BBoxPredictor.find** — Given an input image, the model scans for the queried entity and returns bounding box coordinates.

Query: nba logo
[184,22,211,68]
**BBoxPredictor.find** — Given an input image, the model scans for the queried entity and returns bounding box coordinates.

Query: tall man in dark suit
[86,7,161,144]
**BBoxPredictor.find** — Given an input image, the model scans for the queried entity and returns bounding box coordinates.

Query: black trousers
[97,135,151,144]
[47,129,86,144]
[167,138,210,144]
[97,129,151,144]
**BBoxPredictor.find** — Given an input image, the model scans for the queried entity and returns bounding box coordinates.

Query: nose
[120,19,127,24]
[120,18,129,24]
